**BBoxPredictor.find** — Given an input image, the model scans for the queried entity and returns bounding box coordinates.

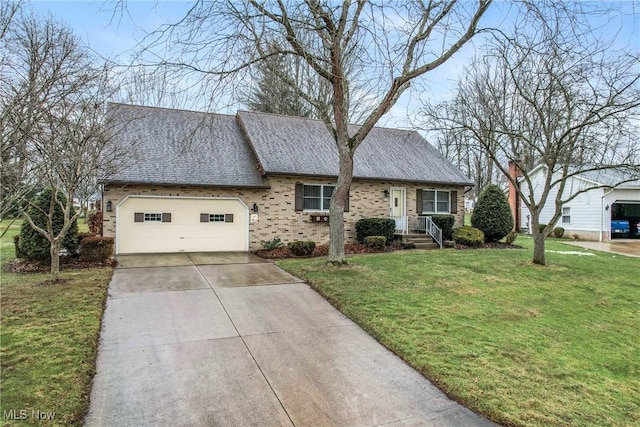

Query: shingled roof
[237,110,473,185]
[104,104,472,187]
[104,104,266,187]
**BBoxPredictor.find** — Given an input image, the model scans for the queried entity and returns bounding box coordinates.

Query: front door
[390,187,406,232]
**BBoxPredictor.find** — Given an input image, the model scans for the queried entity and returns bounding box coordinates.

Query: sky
[27,0,640,129]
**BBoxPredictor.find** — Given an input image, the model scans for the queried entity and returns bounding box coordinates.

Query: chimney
[508,161,522,231]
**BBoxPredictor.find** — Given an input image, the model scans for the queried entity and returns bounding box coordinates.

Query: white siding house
[519,166,640,241]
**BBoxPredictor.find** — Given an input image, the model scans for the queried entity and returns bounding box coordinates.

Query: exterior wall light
[252,203,259,213]
[106,200,113,212]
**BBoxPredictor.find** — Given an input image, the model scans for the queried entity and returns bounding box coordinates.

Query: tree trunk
[328,148,354,265]
[532,230,546,265]
[50,239,61,281]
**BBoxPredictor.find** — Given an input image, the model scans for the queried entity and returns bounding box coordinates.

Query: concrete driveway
[563,239,640,258]
[85,253,496,427]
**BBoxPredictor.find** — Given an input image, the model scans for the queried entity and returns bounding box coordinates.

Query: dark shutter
[344,191,350,212]
[162,213,171,222]
[225,214,234,223]
[294,182,304,211]
[416,190,423,214]
[134,212,144,222]
[450,191,458,214]
[200,213,209,223]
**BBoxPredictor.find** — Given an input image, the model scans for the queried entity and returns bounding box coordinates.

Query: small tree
[471,184,513,242]
[19,188,78,261]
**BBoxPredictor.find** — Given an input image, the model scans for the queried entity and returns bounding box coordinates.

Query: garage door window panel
[200,213,235,223]
[134,212,171,222]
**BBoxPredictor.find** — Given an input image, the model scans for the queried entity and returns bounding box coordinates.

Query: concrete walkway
[85,253,496,427]
[563,239,640,258]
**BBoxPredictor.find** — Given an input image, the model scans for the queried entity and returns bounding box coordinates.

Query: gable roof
[104,104,473,187]
[105,104,266,187]
[237,110,473,185]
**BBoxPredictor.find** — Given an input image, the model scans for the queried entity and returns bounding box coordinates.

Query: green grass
[0,220,111,426]
[277,237,640,426]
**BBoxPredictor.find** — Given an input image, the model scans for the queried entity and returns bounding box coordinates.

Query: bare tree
[2,8,128,279]
[424,3,640,265]
[125,0,491,263]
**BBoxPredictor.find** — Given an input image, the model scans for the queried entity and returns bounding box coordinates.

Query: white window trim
[422,190,451,214]
[562,207,571,224]
[303,184,335,212]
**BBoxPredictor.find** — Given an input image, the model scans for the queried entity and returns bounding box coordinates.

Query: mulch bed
[4,256,116,274]
[453,242,523,250]
[255,240,523,259]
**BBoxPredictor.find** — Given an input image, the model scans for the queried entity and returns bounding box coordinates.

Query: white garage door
[116,196,249,254]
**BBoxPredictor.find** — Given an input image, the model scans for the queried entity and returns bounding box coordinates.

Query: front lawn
[0,220,111,426]
[277,237,639,426]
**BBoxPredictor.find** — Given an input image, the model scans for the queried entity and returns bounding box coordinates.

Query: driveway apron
[85,253,496,427]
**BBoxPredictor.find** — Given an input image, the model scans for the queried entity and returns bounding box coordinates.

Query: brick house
[102,104,473,254]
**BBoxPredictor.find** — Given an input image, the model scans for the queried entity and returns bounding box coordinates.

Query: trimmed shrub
[453,226,485,247]
[79,236,114,262]
[363,235,387,249]
[471,184,514,242]
[261,238,284,250]
[287,241,316,256]
[505,231,518,245]
[553,227,565,238]
[87,210,103,236]
[19,188,78,262]
[77,232,96,248]
[355,218,396,243]
[429,214,455,241]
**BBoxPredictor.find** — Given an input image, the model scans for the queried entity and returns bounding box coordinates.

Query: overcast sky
[28,1,640,129]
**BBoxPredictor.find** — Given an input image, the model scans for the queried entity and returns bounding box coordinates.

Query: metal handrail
[391,215,443,248]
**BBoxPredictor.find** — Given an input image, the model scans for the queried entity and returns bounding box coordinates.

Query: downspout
[600,188,615,241]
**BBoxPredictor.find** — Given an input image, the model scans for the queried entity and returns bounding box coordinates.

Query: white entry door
[390,187,406,232]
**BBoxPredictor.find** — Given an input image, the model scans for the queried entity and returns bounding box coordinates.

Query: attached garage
[116,196,249,254]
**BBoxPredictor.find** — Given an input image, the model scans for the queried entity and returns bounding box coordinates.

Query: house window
[303,184,334,211]
[562,207,571,224]
[422,190,450,214]
[144,213,163,222]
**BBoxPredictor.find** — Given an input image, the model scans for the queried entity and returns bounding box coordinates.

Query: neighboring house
[102,104,473,254]
[515,164,640,241]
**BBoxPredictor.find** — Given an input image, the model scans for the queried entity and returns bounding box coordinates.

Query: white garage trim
[116,195,250,254]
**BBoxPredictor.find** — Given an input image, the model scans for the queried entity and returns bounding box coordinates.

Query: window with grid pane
[144,213,162,222]
[209,214,225,222]
[421,190,450,213]
[562,207,571,224]
[303,184,334,211]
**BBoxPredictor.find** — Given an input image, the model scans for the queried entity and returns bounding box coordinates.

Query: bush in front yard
[19,188,78,261]
[87,210,103,235]
[505,231,518,245]
[453,226,485,247]
[79,236,114,262]
[553,227,565,238]
[471,184,513,242]
[287,241,316,256]
[430,214,455,240]
[355,218,396,243]
[363,236,387,249]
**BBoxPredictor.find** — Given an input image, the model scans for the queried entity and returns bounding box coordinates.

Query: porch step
[396,233,440,250]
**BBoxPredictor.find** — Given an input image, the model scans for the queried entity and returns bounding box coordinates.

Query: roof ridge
[108,102,236,119]
[237,109,417,134]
